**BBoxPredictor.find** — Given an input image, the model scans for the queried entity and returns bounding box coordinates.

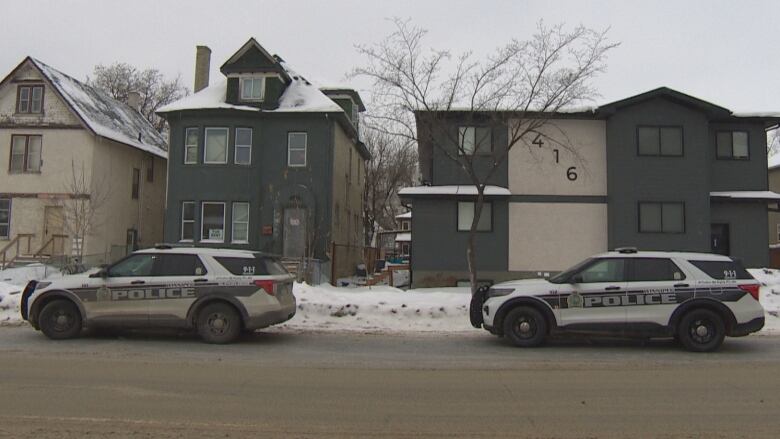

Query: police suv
[20,246,296,344]
[470,249,765,352]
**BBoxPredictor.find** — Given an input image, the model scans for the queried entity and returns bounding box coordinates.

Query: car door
[85,253,157,326]
[625,257,688,326]
[558,258,628,328]
[147,253,208,327]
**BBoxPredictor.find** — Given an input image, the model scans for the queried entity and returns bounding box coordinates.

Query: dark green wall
[164,110,335,258]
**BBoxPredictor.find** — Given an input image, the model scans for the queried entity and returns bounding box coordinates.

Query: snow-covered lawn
[1,264,779,334]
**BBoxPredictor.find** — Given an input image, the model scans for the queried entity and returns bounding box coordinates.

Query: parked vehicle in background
[21,246,296,344]
[471,248,765,352]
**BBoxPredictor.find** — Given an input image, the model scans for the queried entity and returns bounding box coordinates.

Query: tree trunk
[466,187,486,295]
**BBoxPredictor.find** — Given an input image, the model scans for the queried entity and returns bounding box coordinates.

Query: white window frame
[231,202,250,244]
[203,127,229,164]
[457,201,492,232]
[184,127,199,164]
[287,132,307,167]
[240,77,265,102]
[201,202,226,243]
[234,128,253,165]
[180,201,195,242]
[0,198,10,239]
[776,223,780,241]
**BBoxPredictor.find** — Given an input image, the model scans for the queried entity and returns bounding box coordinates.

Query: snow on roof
[31,58,167,158]
[395,211,412,219]
[399,185,512,196]
[395,232,412,242]
[710,191,780,201]
[157,61,344,114]
[732,112,780,118]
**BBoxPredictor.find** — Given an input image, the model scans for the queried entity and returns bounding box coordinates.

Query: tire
[677,309,725,352]
[38,299,82,340]
[196,303,242,344]
[502,306,547,347]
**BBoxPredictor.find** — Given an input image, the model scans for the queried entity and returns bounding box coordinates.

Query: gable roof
[597,86,732,116]
[1,57,168,158]
[219,38,291,82]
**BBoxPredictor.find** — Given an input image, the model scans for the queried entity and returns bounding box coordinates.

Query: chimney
[194,45,211,93]
[127,91,141,111]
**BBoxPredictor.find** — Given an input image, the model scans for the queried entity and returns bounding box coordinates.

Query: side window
[689,260,753,280]
[155,254,207,276]
[108,254,156,277]
[576,258,626,283]
[630,258,685,282]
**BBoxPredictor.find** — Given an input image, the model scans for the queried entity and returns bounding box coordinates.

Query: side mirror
[90,269,108,278]
[570,274,583,284]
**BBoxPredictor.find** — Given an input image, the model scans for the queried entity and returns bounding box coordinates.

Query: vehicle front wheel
[677,309,725,352]
[502,306,547,347]
[39,299,82,340]
[197,303,242,344]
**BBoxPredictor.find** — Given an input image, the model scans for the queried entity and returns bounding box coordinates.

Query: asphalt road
[1,326,779,438]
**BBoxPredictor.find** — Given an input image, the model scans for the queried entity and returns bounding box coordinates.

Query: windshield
[549,258,593,284]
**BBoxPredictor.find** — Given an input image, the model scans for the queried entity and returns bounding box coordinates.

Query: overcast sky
[1,0,778,112]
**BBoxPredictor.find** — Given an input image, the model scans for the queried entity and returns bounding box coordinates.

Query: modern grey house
[157,39,368,281]
[401,87,780,287]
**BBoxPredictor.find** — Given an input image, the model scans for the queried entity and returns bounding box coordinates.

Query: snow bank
[747,269,780,333]
[0,264,62,326]
[0,281,22,325]
[279,283,472,333]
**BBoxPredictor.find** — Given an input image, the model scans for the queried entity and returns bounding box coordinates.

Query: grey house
[401,88,780,287]
[157,39,368,281]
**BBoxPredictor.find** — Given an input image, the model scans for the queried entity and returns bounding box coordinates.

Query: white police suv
[470,248,765,352]
[20,246,296,344]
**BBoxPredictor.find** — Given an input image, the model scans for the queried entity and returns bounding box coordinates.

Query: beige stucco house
[0,57,167,267]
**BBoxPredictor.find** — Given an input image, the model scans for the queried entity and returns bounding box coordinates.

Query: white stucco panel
[508,119,606,196]
[508,202,608,272]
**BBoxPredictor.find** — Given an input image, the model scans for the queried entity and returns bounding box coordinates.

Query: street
[0,327,779,438]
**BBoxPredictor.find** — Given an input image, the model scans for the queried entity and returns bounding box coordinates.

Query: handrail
[33,234,68,259]
[0,233,34,268]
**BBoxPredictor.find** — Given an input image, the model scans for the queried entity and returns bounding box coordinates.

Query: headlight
[486,288,514,298]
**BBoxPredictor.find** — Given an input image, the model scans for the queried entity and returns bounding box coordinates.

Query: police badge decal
[97,286,111,302]
[568,291,584,308]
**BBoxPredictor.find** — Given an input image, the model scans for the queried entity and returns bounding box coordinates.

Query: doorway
[283,207,307,258]
[711,223,730,256]
[42,206,65,255]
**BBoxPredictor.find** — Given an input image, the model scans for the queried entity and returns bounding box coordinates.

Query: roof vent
[615,247,638,254]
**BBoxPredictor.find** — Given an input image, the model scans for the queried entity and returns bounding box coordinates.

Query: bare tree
[362,126,418,246]
[58,161,109,265]
[88,63,189,133]
[353,19,617,293]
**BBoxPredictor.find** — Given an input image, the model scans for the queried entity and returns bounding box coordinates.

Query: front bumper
[729,316,765,337]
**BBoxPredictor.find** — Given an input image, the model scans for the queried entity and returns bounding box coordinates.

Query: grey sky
[1,0,777,112]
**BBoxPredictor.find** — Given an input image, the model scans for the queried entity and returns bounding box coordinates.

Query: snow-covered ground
[2,264,779,334]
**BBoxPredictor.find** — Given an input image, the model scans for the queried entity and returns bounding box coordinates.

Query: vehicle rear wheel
[677,309,725,352]
[39,299,82,340]
[503,306,547,347]
[197,303,241,344]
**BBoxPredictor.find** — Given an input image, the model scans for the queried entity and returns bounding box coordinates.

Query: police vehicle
[20,246,296,344]
[470,249,765,352]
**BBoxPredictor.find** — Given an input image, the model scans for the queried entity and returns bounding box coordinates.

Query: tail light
[254,280,276,296]
[738,284,760,301]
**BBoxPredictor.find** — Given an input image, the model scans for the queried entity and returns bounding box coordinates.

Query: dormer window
[17,84,44,114]
[240,77,264,101]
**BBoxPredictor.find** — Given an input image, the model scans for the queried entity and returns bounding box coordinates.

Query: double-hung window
[201,202,225,242]
[17,85,43,114]
[184,128,199,164]
[204,128,228,164]
[637,126,683,156]
[9,135,42,173]
[181,201,195,241]
[0,198,10,239]
[231,202,250,243]
[639,202,684,233]
[234,128,252,165]
[457,201,492,232]
[716,131,749,159]
[288,132,307,167]
[240,77,264,101]
[458,127,492,155]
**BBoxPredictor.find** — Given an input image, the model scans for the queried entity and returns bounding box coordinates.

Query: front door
[42,206,64,255]
[83,253,157,326]
[557,258,628,328]
[711,224,730,256]
[283,208,306,258]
